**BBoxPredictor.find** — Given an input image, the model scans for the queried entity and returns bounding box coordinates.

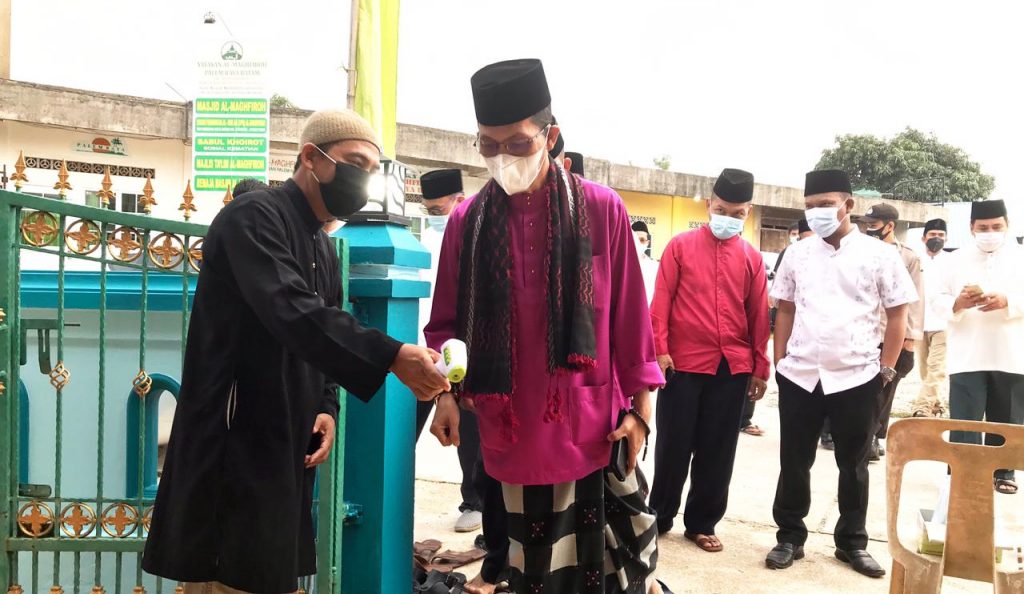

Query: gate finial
[139,174,157,214]
[11,151,28,191]
[97,167,115,207]
[180,180,197,221]
[53,160,72,199]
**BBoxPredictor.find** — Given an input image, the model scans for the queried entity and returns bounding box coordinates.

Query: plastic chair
[887,418,1024,593]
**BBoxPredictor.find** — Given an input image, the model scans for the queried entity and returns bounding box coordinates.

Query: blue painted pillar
[337,221,430,594]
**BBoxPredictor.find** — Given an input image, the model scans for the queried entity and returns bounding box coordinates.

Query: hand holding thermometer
[435,339,468,384]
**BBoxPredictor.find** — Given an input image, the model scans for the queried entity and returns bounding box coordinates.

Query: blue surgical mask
[805,207,842,239]
[709,214,744,240]
[426,215,448,232]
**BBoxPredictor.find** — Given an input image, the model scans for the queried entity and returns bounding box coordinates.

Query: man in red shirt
[648,168,771,552]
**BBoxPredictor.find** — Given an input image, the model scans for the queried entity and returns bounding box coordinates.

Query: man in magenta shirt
[648,169,771,552]
[426,58,669,594]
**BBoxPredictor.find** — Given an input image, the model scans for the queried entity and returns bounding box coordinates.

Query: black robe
[142,180,401,593]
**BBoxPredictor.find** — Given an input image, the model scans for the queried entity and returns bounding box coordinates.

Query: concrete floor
[414,374,1024,593]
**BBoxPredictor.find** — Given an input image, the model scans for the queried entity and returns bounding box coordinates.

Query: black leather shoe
[835,549,886,578]
[657,520,673,535]
[868,437,881,462]
[765,543,804,569]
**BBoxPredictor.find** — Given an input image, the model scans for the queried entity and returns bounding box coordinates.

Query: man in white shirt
[414,169,484,531]
[913,218,950,418]
[766,169,916,578]
[933,199,1024,496]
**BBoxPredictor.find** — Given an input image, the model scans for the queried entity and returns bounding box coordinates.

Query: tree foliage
[653,154,672,171]
[815,128,994,202]
[270,93,298,109]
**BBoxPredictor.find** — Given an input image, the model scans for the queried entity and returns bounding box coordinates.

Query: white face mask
[805,207,843,239]
[974,231,1006,253]
[709,214,745,240]
[484,147,549,195]
[426,215,448,232]
[789,235,799,245]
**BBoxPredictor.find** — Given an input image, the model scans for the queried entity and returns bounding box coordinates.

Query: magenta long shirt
[424,177,664,486]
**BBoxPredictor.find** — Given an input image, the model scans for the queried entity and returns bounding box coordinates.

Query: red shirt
[651,226,771,380]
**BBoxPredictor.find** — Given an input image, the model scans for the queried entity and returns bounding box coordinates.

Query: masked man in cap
[143,109,451,594]
[912,218,950,418]
[411,169,486,534]
[631,220,659,305]
[427,58,669,594]
[860,203,923,459]
[648,168,770,552]
[767,169,916,578]
[934,200,1024,495]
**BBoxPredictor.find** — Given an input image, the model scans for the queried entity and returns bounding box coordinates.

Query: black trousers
[773,373,882,551]
[475,451,510,584]
[649,358,749,535]
[875,347,916,439]
[949,370,1024,482]
[416,400,483,512]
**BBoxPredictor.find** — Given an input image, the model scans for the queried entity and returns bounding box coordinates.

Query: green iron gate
[1,167,348,593]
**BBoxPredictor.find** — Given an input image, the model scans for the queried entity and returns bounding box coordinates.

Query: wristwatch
[881,366,898,383]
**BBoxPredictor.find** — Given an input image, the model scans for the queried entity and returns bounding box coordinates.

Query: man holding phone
[934,199,1024,495]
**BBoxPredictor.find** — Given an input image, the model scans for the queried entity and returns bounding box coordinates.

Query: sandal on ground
[740,424,765,436]
[995,478,1018,495]
[656,579,676,594]
[684,532,723,552]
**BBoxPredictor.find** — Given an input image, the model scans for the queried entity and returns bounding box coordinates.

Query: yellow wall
[618,190,759,259]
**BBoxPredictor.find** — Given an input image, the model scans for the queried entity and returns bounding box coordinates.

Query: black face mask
[865,224,891,240]
[926,237,945,252]
[312,148,371,218]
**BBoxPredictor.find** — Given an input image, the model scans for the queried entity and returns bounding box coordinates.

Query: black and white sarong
[503,468,660,593]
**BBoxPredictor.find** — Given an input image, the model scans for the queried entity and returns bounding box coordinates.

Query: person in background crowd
[934,199,1024,495]
[649,168,770,553]
[766,169,914,579]
[913,218,950,418]
[632,220,659,304]
[565,151,585,177]
[857,203,923,461]
[413,169,485,534]
[231,178,269,198]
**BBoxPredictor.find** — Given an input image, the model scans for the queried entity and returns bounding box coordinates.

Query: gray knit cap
[299,109,381,153]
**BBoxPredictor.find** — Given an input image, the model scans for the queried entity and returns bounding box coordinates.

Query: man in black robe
[143,109,450,594]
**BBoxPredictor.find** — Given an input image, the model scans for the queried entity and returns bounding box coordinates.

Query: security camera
[203,12,216,24]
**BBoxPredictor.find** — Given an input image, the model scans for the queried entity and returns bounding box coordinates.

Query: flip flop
[741,424,765,436]
[657,580,676,594]
[425,548,488,573]
[995,478,1018,495]
[684,532,723,552]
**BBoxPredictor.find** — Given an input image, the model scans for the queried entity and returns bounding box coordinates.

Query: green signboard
[194,156,268,172]
[195,98,269,115]
[195,174,269,192]
[195,136,268,154]
[194,117,268,135]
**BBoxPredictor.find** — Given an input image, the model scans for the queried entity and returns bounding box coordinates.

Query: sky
[10,0,1024,209]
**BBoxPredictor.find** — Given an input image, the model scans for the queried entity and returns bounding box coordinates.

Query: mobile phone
[608,410,629,482]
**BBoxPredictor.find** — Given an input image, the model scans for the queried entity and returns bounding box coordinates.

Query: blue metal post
[337,221,430,594]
